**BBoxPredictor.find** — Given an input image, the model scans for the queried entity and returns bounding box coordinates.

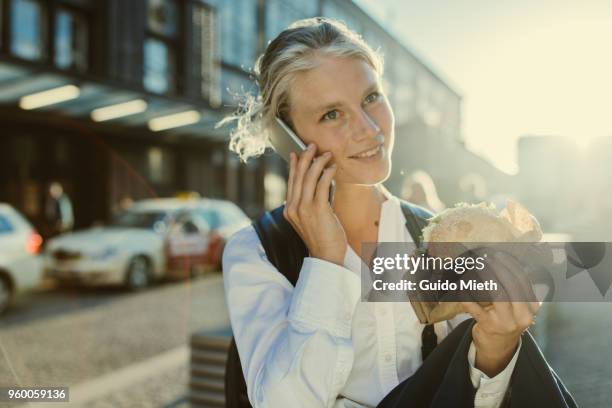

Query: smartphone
[268,117,307,162]
[268,117,335,202]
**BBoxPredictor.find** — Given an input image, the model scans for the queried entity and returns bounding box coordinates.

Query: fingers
[302,151,333,203]
[315,164,337,206]
[285,152,296,205]
[460,301,487,322]
[491,252,529,302]
[285,144,317,221]
[492,251,540,317]
[485,253,535,331]
[495,251,537,302]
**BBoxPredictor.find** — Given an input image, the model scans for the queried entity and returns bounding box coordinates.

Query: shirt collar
[343,186,404,273]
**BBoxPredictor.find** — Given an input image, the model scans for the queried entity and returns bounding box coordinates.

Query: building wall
[1,0,471,225]
[0,109,108,236]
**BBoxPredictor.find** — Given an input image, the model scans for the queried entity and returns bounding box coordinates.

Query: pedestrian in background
[401,170,446,213]
[44,181,74,238]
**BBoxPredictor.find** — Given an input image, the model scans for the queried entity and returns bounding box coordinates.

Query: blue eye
[321,110,338,121]
[365,92,381,104]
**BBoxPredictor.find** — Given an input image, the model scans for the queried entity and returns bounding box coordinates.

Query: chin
[340,160,392,185]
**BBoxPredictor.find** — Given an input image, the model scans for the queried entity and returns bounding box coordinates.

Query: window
[144,0,178,94]
[111,211,167,230]
[217,203,248,226]
[0,215,14,234]
[321,0,364,35]
[218,0,256,67]
[196,208,220,229]
[144,38,174,93]
[265,0,317,44]
[181,220,199,234]
[0,0,4,50]
[10,0,45,60]
[147,146,175,185]
[220,67,253,105]
[192,3,219,105]
[147,0,177,37]
[55,8,88,71]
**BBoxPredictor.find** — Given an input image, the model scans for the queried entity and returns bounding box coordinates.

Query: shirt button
[344,311,352,320]
[385,354,392,362]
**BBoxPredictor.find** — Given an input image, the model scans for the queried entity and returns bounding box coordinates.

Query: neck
[332,183,388,234]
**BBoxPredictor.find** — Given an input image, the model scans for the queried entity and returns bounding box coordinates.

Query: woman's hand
[461,251,540,377]
[283,143,347,266]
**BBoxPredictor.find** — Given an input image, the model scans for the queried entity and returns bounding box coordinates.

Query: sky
[354,0,612,173]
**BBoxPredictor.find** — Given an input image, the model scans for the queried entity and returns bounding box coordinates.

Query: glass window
[220,67,253,105]
[265,0,317,44]
[196,208,220,229]
[0,215,14,234]
[147,146,175,184]
[147,0,177,37]
[144,38,174,93]
[111,211,167,230]
[192,3,220,105]
[215,203,248,227]
[144,0,177,94]
[321,0,363,35]
[218,0,257,67]
[0,0,3,49]
[55,9,88,71]
[10,0,45,60]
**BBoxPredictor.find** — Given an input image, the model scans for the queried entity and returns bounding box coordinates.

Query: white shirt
[222,189,520,408]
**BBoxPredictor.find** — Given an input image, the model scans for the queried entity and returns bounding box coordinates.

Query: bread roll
[411,200,543,324]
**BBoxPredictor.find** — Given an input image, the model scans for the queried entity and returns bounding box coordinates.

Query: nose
[351,108,380,141]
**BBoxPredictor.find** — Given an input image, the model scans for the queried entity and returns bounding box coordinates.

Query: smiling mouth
[349,144,383,159]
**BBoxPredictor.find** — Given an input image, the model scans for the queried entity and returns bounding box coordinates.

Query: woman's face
[287,55,395,185]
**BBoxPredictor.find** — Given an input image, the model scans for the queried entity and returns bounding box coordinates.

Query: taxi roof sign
[175,191,201,200]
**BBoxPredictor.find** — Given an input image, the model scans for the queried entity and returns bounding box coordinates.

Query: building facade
[0,0,488,236]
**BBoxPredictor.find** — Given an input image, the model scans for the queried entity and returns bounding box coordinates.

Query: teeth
[354,145,381,158]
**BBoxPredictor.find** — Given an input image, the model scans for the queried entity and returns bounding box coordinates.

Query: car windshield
[218,204,249,226]
[196,208,221,229]
[0,215,14,234]
[110,211,167,231]
[196,203,248,229]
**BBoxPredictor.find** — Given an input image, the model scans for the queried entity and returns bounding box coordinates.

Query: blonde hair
[217,17,385,162]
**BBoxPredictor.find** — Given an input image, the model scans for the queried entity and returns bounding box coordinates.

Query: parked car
[0,204,44,314]
[44,198,250,290]
[166,199,250,279]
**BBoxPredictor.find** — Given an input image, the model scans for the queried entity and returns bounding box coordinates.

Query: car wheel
[125,256,151,291]
[0,276,13,315]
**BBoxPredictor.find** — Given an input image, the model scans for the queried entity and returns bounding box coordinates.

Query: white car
[0,204,44,314]
[44,198,250,290]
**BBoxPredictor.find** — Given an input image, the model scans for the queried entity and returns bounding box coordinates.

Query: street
[0,275,230,407]
[1,276,610,407]
[544,302,612,408]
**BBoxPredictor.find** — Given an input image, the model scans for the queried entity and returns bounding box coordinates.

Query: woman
[221,18,536,408]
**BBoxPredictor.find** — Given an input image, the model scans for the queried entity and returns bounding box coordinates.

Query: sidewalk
[17,346,190,408]
[75,346,190,408]
[544,302,612,408]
